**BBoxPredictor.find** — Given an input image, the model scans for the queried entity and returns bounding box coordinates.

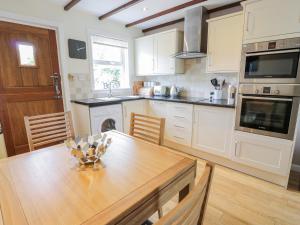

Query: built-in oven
[240,37,300,84]
[235,84,300,140]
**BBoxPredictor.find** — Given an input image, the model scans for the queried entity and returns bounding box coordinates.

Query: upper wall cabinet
[206,12,243,73]
[243,0,300,43]
[135,29,184,76]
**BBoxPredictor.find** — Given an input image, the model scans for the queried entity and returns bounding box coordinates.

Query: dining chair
[129,113,165,145]
[24,111,75,151]
[154,164,213,225]
[130,112,165,218]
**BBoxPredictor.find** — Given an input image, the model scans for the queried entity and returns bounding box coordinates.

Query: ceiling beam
[64,0,82,11]
[142,1,244,33]
[125,0,207,28]
[142,18,185,33]
[207,1,243,14]
[99,0,145,20]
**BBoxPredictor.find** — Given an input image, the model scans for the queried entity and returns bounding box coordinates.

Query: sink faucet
[107,81,113,98]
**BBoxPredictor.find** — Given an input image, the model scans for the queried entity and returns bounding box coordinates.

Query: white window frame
[89,34,130,93]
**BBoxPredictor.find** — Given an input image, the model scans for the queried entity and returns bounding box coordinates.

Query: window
[91,36,129,90]
[17,42,36,67]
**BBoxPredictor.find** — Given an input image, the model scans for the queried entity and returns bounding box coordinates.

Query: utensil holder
[213,90,223,100]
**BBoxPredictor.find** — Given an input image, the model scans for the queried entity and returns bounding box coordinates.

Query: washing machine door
[92,116,122,134]
[90,105,123,135]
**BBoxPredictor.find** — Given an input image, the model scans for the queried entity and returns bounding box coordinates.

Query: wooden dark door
[0,21,64,156]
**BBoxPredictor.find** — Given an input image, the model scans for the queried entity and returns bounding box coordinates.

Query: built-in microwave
[235,84,300,140]
[240,37,300,84]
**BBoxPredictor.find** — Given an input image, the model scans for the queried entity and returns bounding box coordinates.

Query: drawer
[167,102,193,119]
[165,124,192,146]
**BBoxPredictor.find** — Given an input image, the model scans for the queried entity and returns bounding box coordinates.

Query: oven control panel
[240,84,300,97]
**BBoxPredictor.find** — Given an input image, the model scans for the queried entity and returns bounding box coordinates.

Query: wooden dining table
[0,131,197,225]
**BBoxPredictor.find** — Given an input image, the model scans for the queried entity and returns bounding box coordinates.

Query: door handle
[50,73,61,99]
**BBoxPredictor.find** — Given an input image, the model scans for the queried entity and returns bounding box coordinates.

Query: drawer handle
[174,116,185,119]
[173,135,184,140]
[234,142,240,157]
[174,125,184,129]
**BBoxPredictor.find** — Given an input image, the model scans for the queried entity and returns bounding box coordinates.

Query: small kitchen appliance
[153,86,169,97]
[170,85,179,97]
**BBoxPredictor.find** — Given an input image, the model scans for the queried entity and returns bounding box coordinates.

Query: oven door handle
[241,96,293,102]
[246,49,300,56]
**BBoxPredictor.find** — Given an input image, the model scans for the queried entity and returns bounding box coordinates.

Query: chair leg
[158,207,163,218]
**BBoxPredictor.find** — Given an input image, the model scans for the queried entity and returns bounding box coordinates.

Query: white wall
[0,0,142,107]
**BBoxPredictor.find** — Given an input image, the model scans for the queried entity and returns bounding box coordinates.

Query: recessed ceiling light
[143,7,148,11]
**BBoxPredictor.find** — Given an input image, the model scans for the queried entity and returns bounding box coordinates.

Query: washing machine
[90,104,123,135]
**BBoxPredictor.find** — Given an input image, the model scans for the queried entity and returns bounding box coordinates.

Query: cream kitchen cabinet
[232,131,294,176]
[122,100,147,134]
[135,29,184,76]
[242,0,300,43]
[206,12,243,73]
[192,105,235,158]
[135,35,154,76]
[165,102,193,146]
[148,100,167,118]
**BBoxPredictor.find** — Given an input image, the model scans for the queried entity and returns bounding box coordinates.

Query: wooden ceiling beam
[142,18,185,33]
[64,0,82,11]
[207,1,243,14]
[141,1,244,33]
[99,0,145,20]
[125,0,207,28]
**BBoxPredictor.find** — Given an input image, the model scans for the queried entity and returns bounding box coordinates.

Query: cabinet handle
[246,12,251,32]
[173,135,184,140]
[174,115,185,119]
[208,52,212,67]
[174,125,184,129]
[234,141,240,157]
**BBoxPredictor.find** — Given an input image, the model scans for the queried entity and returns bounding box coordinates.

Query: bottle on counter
[227,84,236,105]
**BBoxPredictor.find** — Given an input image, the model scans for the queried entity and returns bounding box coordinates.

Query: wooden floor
[150,151,300,225]
[288,170,300,191]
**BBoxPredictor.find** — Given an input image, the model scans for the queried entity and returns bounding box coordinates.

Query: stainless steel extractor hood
[175,6,208,59]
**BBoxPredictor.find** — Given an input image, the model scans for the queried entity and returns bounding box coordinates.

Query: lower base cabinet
[122,100,147,134]
[192,105,235,158]
[165,102,193,146]
[232,131,294,176]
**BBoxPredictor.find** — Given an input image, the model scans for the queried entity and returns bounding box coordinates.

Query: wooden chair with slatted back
[129,113,165,145]
[24,111,75,151]
[154,164,213,225]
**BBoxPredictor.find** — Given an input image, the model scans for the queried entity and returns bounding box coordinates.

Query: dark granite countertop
[71,96,235,108]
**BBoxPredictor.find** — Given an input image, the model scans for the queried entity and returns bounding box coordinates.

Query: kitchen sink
[94,97,121,101]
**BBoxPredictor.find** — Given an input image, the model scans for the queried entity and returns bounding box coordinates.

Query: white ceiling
[50,0,241,29]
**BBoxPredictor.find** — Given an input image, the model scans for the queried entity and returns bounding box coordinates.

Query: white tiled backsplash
[141,58,238,99]
[68,73,131,100]
[69,58,238,100]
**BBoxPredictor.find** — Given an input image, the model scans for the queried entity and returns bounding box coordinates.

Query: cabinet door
[154,31,177,75]
[192,106,235,158]
[122,100,147,134]
[207,13,243,73]
[148,100,167,118]
[232,131,293,176]
[135,36,154,76]
[244,0,300,42]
